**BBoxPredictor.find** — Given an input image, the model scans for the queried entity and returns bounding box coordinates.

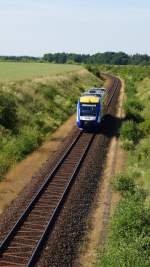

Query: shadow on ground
[83,114,123,138]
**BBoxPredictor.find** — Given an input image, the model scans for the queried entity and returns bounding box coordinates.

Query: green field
[0,62,81,81]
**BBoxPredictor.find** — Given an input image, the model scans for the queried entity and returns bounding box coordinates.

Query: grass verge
[94,65,150,267]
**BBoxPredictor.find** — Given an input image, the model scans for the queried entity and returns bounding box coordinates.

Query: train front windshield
[80,104,97,116]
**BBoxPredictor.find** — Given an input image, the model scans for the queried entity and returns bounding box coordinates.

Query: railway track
[0,74,121,267]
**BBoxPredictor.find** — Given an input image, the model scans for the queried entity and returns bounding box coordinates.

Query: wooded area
[0,52,150,65]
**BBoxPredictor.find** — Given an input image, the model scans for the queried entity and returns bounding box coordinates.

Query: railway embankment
[0,68,102,214]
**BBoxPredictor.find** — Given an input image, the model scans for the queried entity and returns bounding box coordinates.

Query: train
[76,87,107,129]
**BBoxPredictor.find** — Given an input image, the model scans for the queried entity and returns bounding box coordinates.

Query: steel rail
[27,133,95,267]
[0,131,95,267]
[0,130,83,253]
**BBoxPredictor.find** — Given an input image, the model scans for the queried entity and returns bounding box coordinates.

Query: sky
[0,0,150,56]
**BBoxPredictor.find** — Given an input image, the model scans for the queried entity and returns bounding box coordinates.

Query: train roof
[80,95,100,104]
[89,87,106,91]
[88,87,106,95]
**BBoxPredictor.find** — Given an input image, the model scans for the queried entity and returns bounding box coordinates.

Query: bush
[3,127,42,161]
[121,139,134,150]
[114,173,136,194]
[124,98,144,123]
[40,85,57,100]
[85,64,100,77]
[121,120,144,144]
[125,98,144,111]
[126,108,144,123]
[0,91,18,130]
[0,155,10,181]
[17,127,42,157]
[125,80,137,97]
[140,119,150,136]
[124,98,144,113]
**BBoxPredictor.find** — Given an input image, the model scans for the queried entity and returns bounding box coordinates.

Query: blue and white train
[76,87,106,129]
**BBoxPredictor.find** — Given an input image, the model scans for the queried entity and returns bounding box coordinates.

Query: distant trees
[43,53,90,64]
[45,53,67,63]
[0,56,40,62]
[43,52,150,65]
[0,52,150,65]
[129,54,150,65]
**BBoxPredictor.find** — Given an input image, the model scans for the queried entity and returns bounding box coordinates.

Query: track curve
[0,73,121,267]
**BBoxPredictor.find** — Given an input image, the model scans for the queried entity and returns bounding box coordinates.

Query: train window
[80,104,97,116]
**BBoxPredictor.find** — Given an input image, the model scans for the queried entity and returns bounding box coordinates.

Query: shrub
[121,139,134,150]
[41,85,57,100]
[3,127,43,163]
[85,64,100,77]
[125,108,144,123]
[0,155,10,181]
[120,120,144,144]
[140,119,150,136]
[0,126,11,149]
[124,98,144,112]
[124,98,144,123]
[0,91,18,130]
[125,80,137,97]
[17,127,42,157]
[114,173,136,194]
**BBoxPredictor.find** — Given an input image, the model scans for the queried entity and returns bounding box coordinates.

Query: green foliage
[97,174,150,267]
[0,156,10,181]
[0,127,43,180]
[114,173,136,194]
[0,91,17,130]
[120,120,144,145]
[85,64,100,77]
[96,64,150,267]
[125,80,137,97]
[140,119,150,135]
[43,52,150,65]
[17,127,42,157]
[124,98,144,112]
[124,98,144,123]
[1,52,150,65]
[125,108,144,123]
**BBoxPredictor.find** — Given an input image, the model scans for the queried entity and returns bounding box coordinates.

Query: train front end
[76,95,101,129]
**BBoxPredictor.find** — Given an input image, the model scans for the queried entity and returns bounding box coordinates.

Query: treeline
[43,52,150,65]
[1,52,150,65]
[0,56,40,62]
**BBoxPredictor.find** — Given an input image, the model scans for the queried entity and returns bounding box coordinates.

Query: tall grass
[0,69,102,180]
[98,175,150,267]
[95,65,150,267]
